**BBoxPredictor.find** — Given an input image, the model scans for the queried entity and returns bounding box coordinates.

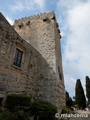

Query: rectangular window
[13,48,23,67]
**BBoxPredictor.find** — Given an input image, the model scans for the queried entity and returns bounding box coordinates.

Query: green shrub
[0,98,3,105]
[11,110,30,120]
[31,100,57,120]
[0,109,11,120]
[61,107,70,114]
[4,94,57,120]
[5,94,31,111]
[0,109,30,120]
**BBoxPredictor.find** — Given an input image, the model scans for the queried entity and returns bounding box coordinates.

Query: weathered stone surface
[0,11,65,112]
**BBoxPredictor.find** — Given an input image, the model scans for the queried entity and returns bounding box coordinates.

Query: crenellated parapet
[14,11,55,23]
[13,11,61,37]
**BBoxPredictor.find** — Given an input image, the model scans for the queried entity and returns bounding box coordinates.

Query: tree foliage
[86,76,90,104]
[31,100,57,120]
[66,91,73,107]
[1,94,57,120]
[5,94,31,112]
[75,79,86,109]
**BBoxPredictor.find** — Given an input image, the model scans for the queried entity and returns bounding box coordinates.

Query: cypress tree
[75,79,86,109]
[86,76,90,104]
[66,91,73,107]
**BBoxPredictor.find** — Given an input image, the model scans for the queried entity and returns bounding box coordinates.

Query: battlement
[14,11,61,37]
[14,11,56,26]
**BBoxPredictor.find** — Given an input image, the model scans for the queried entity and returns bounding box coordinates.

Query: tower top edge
[14,11,56,23]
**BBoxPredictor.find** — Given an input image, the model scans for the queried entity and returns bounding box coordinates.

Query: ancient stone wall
[14,11,66,111]
[0,12,65,112]
[0,13,40,98]
[54,20,66,112]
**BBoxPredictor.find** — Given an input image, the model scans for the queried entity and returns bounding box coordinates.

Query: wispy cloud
[6,16,14,25]
[57,0,90,97]
[34,0,46,10]
[9,0,46,12]
[10,1,24,12]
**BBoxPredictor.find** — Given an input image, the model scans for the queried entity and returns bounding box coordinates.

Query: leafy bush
[0,109,30,120]
[0,109,11,120]
[61,107,70,114]
[0,98,3,106]
[31,100,57,120]
[11,110,30,120]
[3,94,57,120]
[5,94,31,111]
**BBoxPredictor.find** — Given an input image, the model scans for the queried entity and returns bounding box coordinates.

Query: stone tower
[13,11,65,111]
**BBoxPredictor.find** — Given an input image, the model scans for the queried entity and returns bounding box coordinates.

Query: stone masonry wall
[0,11,65,112]
[0,13,43,99]
[54,20,66,112]
[13,11,66,111]
[0,13,63,110]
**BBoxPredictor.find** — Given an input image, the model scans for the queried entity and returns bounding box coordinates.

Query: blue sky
[0,0,90,98]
